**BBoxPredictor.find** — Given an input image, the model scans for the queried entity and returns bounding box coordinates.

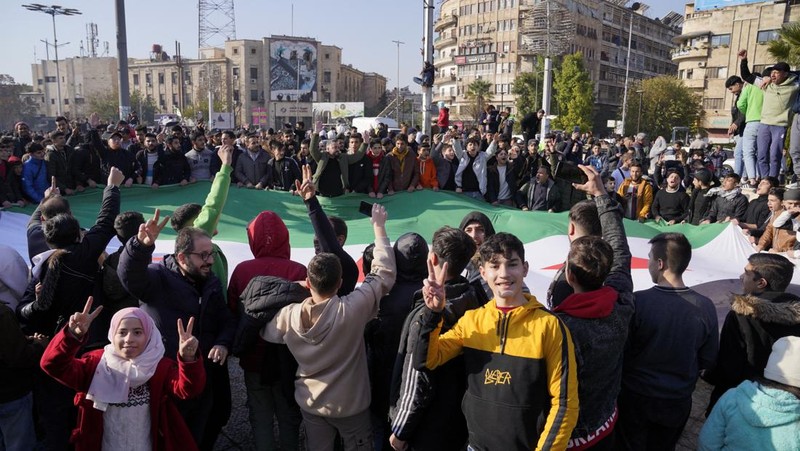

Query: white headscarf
[86,308,164,411]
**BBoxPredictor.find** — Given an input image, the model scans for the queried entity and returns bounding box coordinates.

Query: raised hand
[137,208,170,247]
[107,166,125,187]
[68,296,103,338]
[44,176,59,198]
[370,203,388,228]
[218,144,233,167]
[294,164,317,201]
[422,257,448,313]
[571,164,605,198]
[177,317,199,362]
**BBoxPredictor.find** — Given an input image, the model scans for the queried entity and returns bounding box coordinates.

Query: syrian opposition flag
[1,183,794,300]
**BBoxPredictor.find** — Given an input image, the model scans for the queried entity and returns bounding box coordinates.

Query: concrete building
[29,56,118,118]
[30,37,386,130]
[431,0,681,133]
[672,0,800,139]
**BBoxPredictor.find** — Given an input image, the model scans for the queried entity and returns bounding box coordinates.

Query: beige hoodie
[261,236,396,417]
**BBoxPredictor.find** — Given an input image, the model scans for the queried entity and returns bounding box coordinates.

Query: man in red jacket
[227,211,306,451]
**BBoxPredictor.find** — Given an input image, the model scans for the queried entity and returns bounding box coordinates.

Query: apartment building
[29,56,118,118]
[672,0,800,139]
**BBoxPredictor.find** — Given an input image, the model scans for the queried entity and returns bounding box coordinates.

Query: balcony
[670,46,710,62]
[434,57,455,68]
[683,78,706,89]
[434,35,457,50]
[434,14,457,32]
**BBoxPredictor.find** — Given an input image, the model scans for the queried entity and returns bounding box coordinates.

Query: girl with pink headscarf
[40,297,206,451]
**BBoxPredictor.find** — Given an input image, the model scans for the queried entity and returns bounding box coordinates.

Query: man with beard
[308,123,366,197]
[44,130,77,194]
[118,209,236,450]
[617,162,653,221]
[12,121,32,158]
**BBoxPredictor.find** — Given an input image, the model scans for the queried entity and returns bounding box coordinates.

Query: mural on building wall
[269,39,317,102]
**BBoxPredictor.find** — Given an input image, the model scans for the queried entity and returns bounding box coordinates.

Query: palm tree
[465,79,494,121]
[767,22,800,67]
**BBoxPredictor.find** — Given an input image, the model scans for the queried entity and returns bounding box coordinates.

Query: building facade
[672,0,800,139]
[29,56,118,118]
[29,37,386,130]
[432,0,681,133]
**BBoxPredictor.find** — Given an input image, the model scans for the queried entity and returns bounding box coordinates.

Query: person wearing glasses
[118,151,237,451]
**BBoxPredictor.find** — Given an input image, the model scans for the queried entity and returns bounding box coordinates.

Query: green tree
[0,75,38,131]
[512,56,545,119]
[130,91,158,124]
[767,22,800,67]
[621,76,704,138]
[464,78,493,121]
[88,89,119,123]
[551,52,594,132]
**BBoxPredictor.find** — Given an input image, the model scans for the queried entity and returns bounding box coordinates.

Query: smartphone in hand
[359,201,374,217]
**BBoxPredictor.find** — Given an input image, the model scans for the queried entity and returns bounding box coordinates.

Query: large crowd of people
[0,57,799,451]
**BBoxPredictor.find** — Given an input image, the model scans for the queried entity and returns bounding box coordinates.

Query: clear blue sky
[0,0,688,89]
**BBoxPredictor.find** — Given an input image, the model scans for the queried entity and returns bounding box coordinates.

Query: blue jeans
[0,393,36,451]
[733,134,745,179]
[790,114,800,178]
[742,121,760,181]
[244,371,301,451]
[757,124,787,178]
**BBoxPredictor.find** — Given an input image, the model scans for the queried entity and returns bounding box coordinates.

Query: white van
[350,117,399,134]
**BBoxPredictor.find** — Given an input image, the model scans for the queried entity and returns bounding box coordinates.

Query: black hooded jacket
[704,291,800,413]
[459,212,496,305]
[366,233,429,447]
[388,277,480,450]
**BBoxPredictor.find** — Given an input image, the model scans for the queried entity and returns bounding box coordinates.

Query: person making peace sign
[40,297,206,450]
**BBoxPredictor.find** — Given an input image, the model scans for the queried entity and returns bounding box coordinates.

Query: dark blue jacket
[117,237,236,358]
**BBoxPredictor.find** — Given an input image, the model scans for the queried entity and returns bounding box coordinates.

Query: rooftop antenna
[198,0,236,54]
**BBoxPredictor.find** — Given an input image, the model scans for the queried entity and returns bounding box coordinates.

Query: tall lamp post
[23,3,82,117]
[620,2,641,136]
[392,40,405,124]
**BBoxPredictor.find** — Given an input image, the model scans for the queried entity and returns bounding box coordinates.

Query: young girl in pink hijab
[40,297,206,451]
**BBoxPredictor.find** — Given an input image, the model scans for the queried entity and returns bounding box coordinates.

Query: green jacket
[309,133,367,190]
[737,83,764,124]
[759,75,799,127]
[194,164,231,299]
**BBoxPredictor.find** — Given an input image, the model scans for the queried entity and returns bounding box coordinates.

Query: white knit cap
[764,336,800,388]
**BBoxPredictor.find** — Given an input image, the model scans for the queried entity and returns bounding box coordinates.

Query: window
[233,90,240,102]
[324,71,331,83]
[232,67,239,76]
[706,67,727,79]
[64,98,69,105]
[51,99,55,104]
[74,98,85,105]
[757,30,779,43]
[233,48,239,54]
[172,94,178,105]
[171,72,178,84]
[250,48,257,54]
[711,34,731,46]
[325,53,330,59]
[158,72,165,84]
[145,73,152,84]
[45,76,56,83]
[703,98,724,110]
[159,94,166,106]
[250,67,258,79]
[250,89,259,101]
[132,74,139,85]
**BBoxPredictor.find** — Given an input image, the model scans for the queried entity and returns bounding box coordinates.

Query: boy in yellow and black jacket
[413,232,578,450]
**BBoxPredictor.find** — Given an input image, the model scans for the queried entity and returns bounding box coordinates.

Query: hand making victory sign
[177,317,199,362]
[137,208,171,247]
[294,164,317,201]
[68,296,103,339]
[422,257,448,313]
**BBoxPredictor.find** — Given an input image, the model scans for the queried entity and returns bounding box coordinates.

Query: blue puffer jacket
[698,380,800,451]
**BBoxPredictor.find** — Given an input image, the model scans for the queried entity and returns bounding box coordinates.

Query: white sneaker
[786,182,799,189]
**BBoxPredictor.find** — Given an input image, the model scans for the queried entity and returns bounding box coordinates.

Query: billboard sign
[269,39,318,102]
[454,53,496,66]
[272,102,313,116]
[694,0,768,11]
[312,102,365,121]
[251,107,267,126]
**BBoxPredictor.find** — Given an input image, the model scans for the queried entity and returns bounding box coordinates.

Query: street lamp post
[392,40,404,124]
[620,2,641,137]
[23,4,82,117]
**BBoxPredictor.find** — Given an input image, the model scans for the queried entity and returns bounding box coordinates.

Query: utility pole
[422,1,435,135]
[540,0,552,139]
[620,2,642,136]
[115,0,131,121]
[23,4,82,117]
[392,40,405,124]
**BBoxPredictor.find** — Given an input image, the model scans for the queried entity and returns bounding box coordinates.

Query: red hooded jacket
[227,211,307,371]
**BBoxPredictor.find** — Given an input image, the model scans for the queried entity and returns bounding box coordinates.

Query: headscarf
[86,308,164,411]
